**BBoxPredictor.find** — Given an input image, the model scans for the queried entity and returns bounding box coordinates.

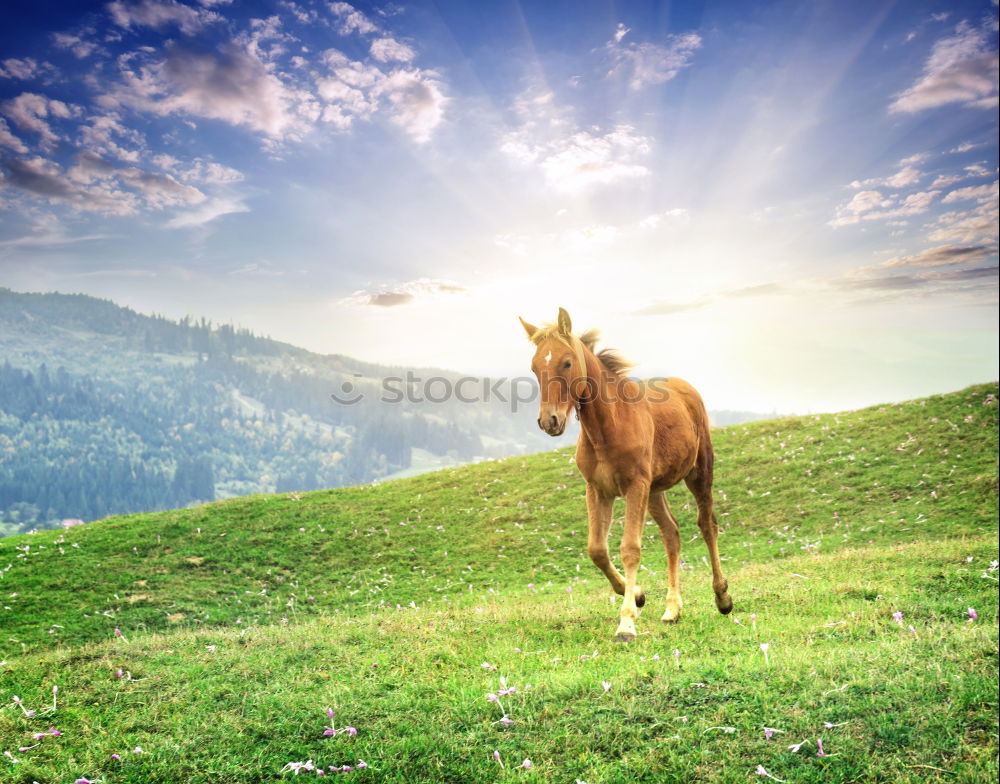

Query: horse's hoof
[635,591,646,609]
[716,593,734,615]
[614,632,636,643]
[661,613,680,624]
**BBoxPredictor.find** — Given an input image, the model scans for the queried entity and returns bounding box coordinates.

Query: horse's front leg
[585,483,626,596]
[615,480,650,642]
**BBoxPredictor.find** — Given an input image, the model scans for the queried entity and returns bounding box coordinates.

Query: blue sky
[0,0,997,412]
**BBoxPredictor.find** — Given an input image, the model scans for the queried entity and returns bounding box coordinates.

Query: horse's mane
[530,324,634,378]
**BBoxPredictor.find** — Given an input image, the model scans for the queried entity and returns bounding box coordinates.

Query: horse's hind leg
[685,449,733,615]
[586,483,628,598]
[648,491,682,623]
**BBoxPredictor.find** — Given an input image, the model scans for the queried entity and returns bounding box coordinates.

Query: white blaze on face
[543,351,552,366]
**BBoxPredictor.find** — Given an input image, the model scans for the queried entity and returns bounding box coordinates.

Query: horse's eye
[563,360,572,369]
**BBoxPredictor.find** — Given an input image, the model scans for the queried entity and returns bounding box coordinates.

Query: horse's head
[519,307,588,437]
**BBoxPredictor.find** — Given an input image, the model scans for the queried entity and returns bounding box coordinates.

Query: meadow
[0,383,997,783]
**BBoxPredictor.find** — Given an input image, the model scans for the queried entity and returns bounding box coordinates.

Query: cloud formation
[101,41,315,139]
[0,118,28,154]
[108,0,222,36]
[941,180,998,204]
[0,150,231,221]
[890,22,999,113]
[830,189,940,227]
[0,58,57,82]
[370,37,415,63]
[500,90,652,193]
[880,244,994,269]
[316,49,447,142]
[329,2,378,36]
[342,278,467,308]
[1,92,80,149]
[607,25,702,90]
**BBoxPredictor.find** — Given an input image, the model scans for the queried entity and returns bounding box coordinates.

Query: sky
[0,0,997,414]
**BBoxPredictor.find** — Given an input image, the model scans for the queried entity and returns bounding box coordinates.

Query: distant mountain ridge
[0,288,773,535]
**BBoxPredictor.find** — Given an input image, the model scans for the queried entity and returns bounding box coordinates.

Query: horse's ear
[519,316,539,341]
[557,307,572,337]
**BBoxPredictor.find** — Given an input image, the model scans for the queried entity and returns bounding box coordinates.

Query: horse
[519,307,733,642]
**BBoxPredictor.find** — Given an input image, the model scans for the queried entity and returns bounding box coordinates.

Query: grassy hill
[0,383,997,783]
[0,287,774,534]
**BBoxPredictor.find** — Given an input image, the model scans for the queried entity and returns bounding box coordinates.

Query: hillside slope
[2,383,995,653]
[0,288,774,533]
[0,384,996,784]
[0,288,548,532]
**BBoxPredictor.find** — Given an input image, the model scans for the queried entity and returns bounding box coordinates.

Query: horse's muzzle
[538,412,566,436]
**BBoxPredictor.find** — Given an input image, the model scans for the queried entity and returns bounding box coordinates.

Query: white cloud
[942,180,998,204]
[315,50,446,142]
[184,159,245,184]
[316,50,383,128]
[890,22,999,113]
[0,148,246,223]
[241,15,294,64]
[964,163,991,177]
[118,166,206,209]
[0,58,56,81]
[79,113,145,162]
[948,140,983,153]
[61,151,206,211]
[885,166,923,187]
[378,69,447,143]
[830,189,940,227]
[108,0,221,36]
[927,200,1000,244]
[1,92,80,149]
[930,172,964,188]
[898,152,929,166]
[165,196,249,228]
[66,151,118,184]
[829,189,893,226]
[51,29,101,59]
[329,2,378,36]
[370,37,415,63]
[607,28,702,90]
[0,117,28,153]
[0,156,138,215]
[101,42,315,140]
[878,244,994,269]
[895,190,940,214]
[638,208,689,229]
[502,109,652,194]
[850,164,922,189]
[340,278,466,307]
[540,127,650,192]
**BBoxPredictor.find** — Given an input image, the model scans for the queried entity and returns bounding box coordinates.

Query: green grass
[1,383,997,783]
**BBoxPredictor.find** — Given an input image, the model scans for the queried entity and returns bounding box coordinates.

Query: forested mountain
[0,288,769,535]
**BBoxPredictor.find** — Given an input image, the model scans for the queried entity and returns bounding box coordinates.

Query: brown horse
[519,307,733,641]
